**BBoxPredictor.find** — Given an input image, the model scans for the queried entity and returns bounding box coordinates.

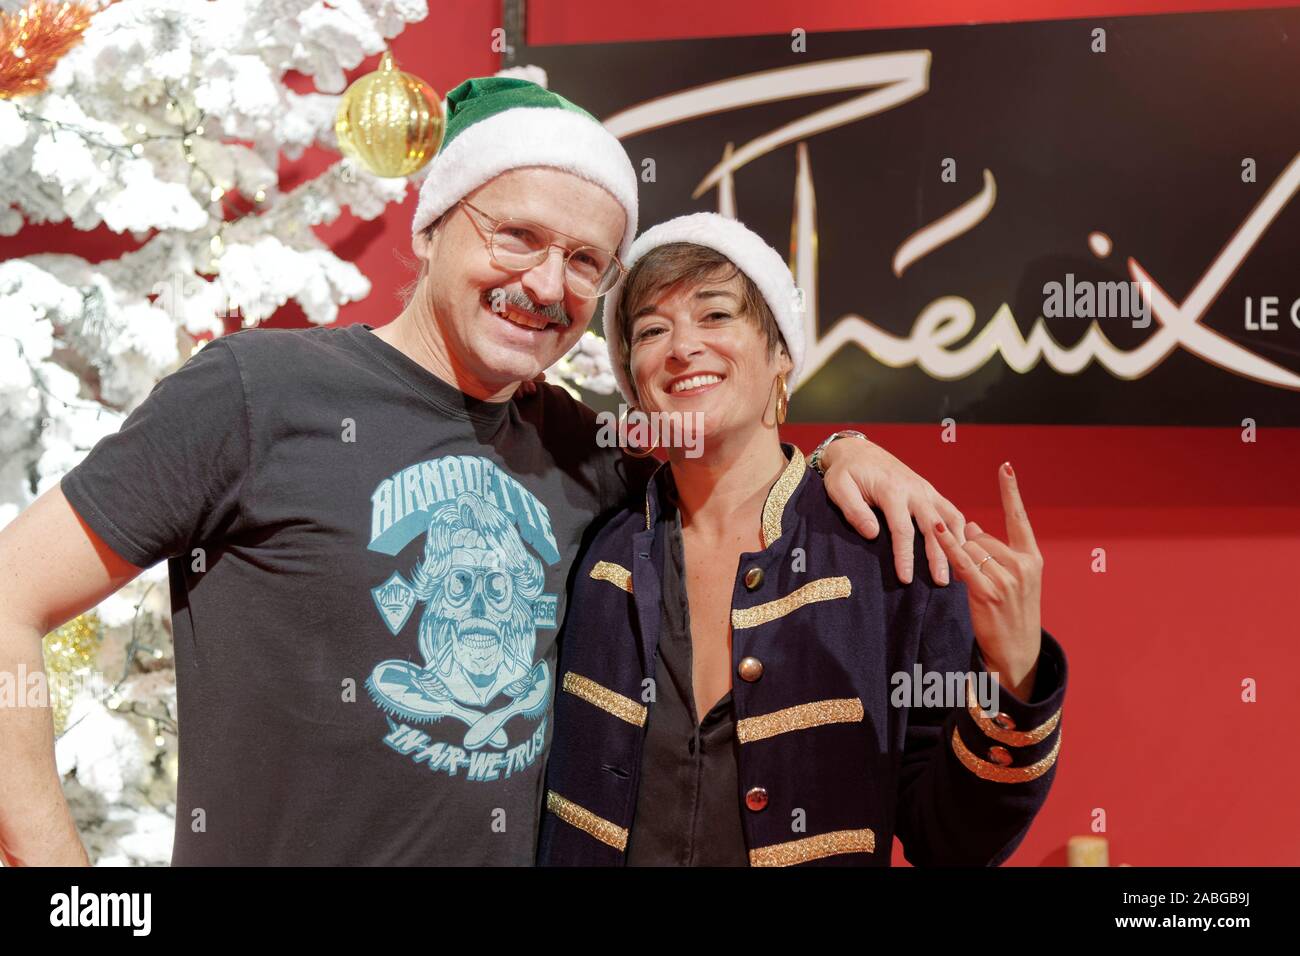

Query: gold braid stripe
[589,561,633,593]
[731,576,852,629]
[736,697,864,744]
[966,675,1062,746]
[760,449,807,548]
[950,726,1062,783]
[749,829,876,867]
[562,671,646,727]
[546,791,628,851]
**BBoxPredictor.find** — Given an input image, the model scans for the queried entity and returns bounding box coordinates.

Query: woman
[537,213,1067,867]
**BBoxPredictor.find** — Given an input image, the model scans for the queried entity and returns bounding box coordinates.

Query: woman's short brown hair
[616,243,785,395]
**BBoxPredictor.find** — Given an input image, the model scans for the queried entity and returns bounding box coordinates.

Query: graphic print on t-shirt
[364,455,559,781]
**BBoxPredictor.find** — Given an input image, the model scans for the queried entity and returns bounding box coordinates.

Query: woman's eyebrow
[633,288,738,319]
[694,289,739,303]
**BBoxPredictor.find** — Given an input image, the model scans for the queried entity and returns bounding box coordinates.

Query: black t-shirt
[60,323,652,865]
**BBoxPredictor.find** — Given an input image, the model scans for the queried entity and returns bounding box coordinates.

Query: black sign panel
[520,8,1300,424]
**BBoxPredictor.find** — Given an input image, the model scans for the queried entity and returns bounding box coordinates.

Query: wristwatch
[808,430,870,476]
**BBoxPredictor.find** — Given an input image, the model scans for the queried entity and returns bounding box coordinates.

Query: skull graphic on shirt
[367,492,551,746]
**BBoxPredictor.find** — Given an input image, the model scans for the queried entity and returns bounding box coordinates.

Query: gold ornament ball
[335,51,444,178]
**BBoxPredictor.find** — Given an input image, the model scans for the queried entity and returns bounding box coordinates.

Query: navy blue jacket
[538,448,1067,867]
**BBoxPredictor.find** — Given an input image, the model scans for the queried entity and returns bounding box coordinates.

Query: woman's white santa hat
[604,212,805,404]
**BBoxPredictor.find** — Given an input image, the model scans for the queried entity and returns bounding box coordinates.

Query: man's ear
[413,216,443,262]
[412,227,432,261]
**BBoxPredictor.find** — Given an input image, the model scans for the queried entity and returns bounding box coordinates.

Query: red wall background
[4,0,1297,865]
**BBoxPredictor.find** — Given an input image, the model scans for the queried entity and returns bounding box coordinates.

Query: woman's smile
[665,372,727,396]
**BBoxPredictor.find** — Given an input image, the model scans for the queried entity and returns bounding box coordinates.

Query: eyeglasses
[457,199,626,299]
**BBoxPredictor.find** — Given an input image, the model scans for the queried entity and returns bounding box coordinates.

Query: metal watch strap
[808,430,869,475]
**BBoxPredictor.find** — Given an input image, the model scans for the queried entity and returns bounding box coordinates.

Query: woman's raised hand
[933,462,1043,700]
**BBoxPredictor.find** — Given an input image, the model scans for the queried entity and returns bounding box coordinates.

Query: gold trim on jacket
[562,671,647,727]
[965,675,1061,746]
[736,697,864,743]
[749,828,876,866]
[589,561,633,593]
[950,726,1062,783]
[731,576,852,629]
[546,791,628,851]
[761,450,806,548]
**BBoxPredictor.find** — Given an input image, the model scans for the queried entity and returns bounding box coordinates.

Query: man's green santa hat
[410,77,639,259]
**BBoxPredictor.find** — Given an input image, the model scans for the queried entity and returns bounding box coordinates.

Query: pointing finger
[998,462,1039,555]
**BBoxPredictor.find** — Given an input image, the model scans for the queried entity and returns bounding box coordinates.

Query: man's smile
[481,291,570,335]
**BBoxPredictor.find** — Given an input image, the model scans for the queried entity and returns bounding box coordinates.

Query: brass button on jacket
[738,656,764,682]
[743,567,764,590]
[745,786,769,812]
[992,712,1017,731]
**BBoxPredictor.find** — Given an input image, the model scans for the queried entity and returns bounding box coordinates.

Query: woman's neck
[667,429,789,543]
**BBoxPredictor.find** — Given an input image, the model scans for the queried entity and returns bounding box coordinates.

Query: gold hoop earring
[775,373,789,425]
[619,406,659,458]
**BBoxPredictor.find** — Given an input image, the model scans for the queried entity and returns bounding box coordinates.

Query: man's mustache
[491,288,571,328]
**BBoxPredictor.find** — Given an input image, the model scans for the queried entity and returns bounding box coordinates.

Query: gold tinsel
[0,0,105,101]
[334,50,443,178]
[42,611,102,734]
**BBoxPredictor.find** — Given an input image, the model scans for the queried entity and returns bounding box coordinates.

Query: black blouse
[625,499,749,866]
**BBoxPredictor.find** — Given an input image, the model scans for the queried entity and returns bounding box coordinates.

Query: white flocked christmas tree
[0,0,438,865]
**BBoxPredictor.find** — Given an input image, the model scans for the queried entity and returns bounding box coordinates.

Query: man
[0,78,967,866]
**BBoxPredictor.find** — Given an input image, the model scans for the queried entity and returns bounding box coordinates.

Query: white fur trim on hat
[410,106,639,259]
[603,212,804,404]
